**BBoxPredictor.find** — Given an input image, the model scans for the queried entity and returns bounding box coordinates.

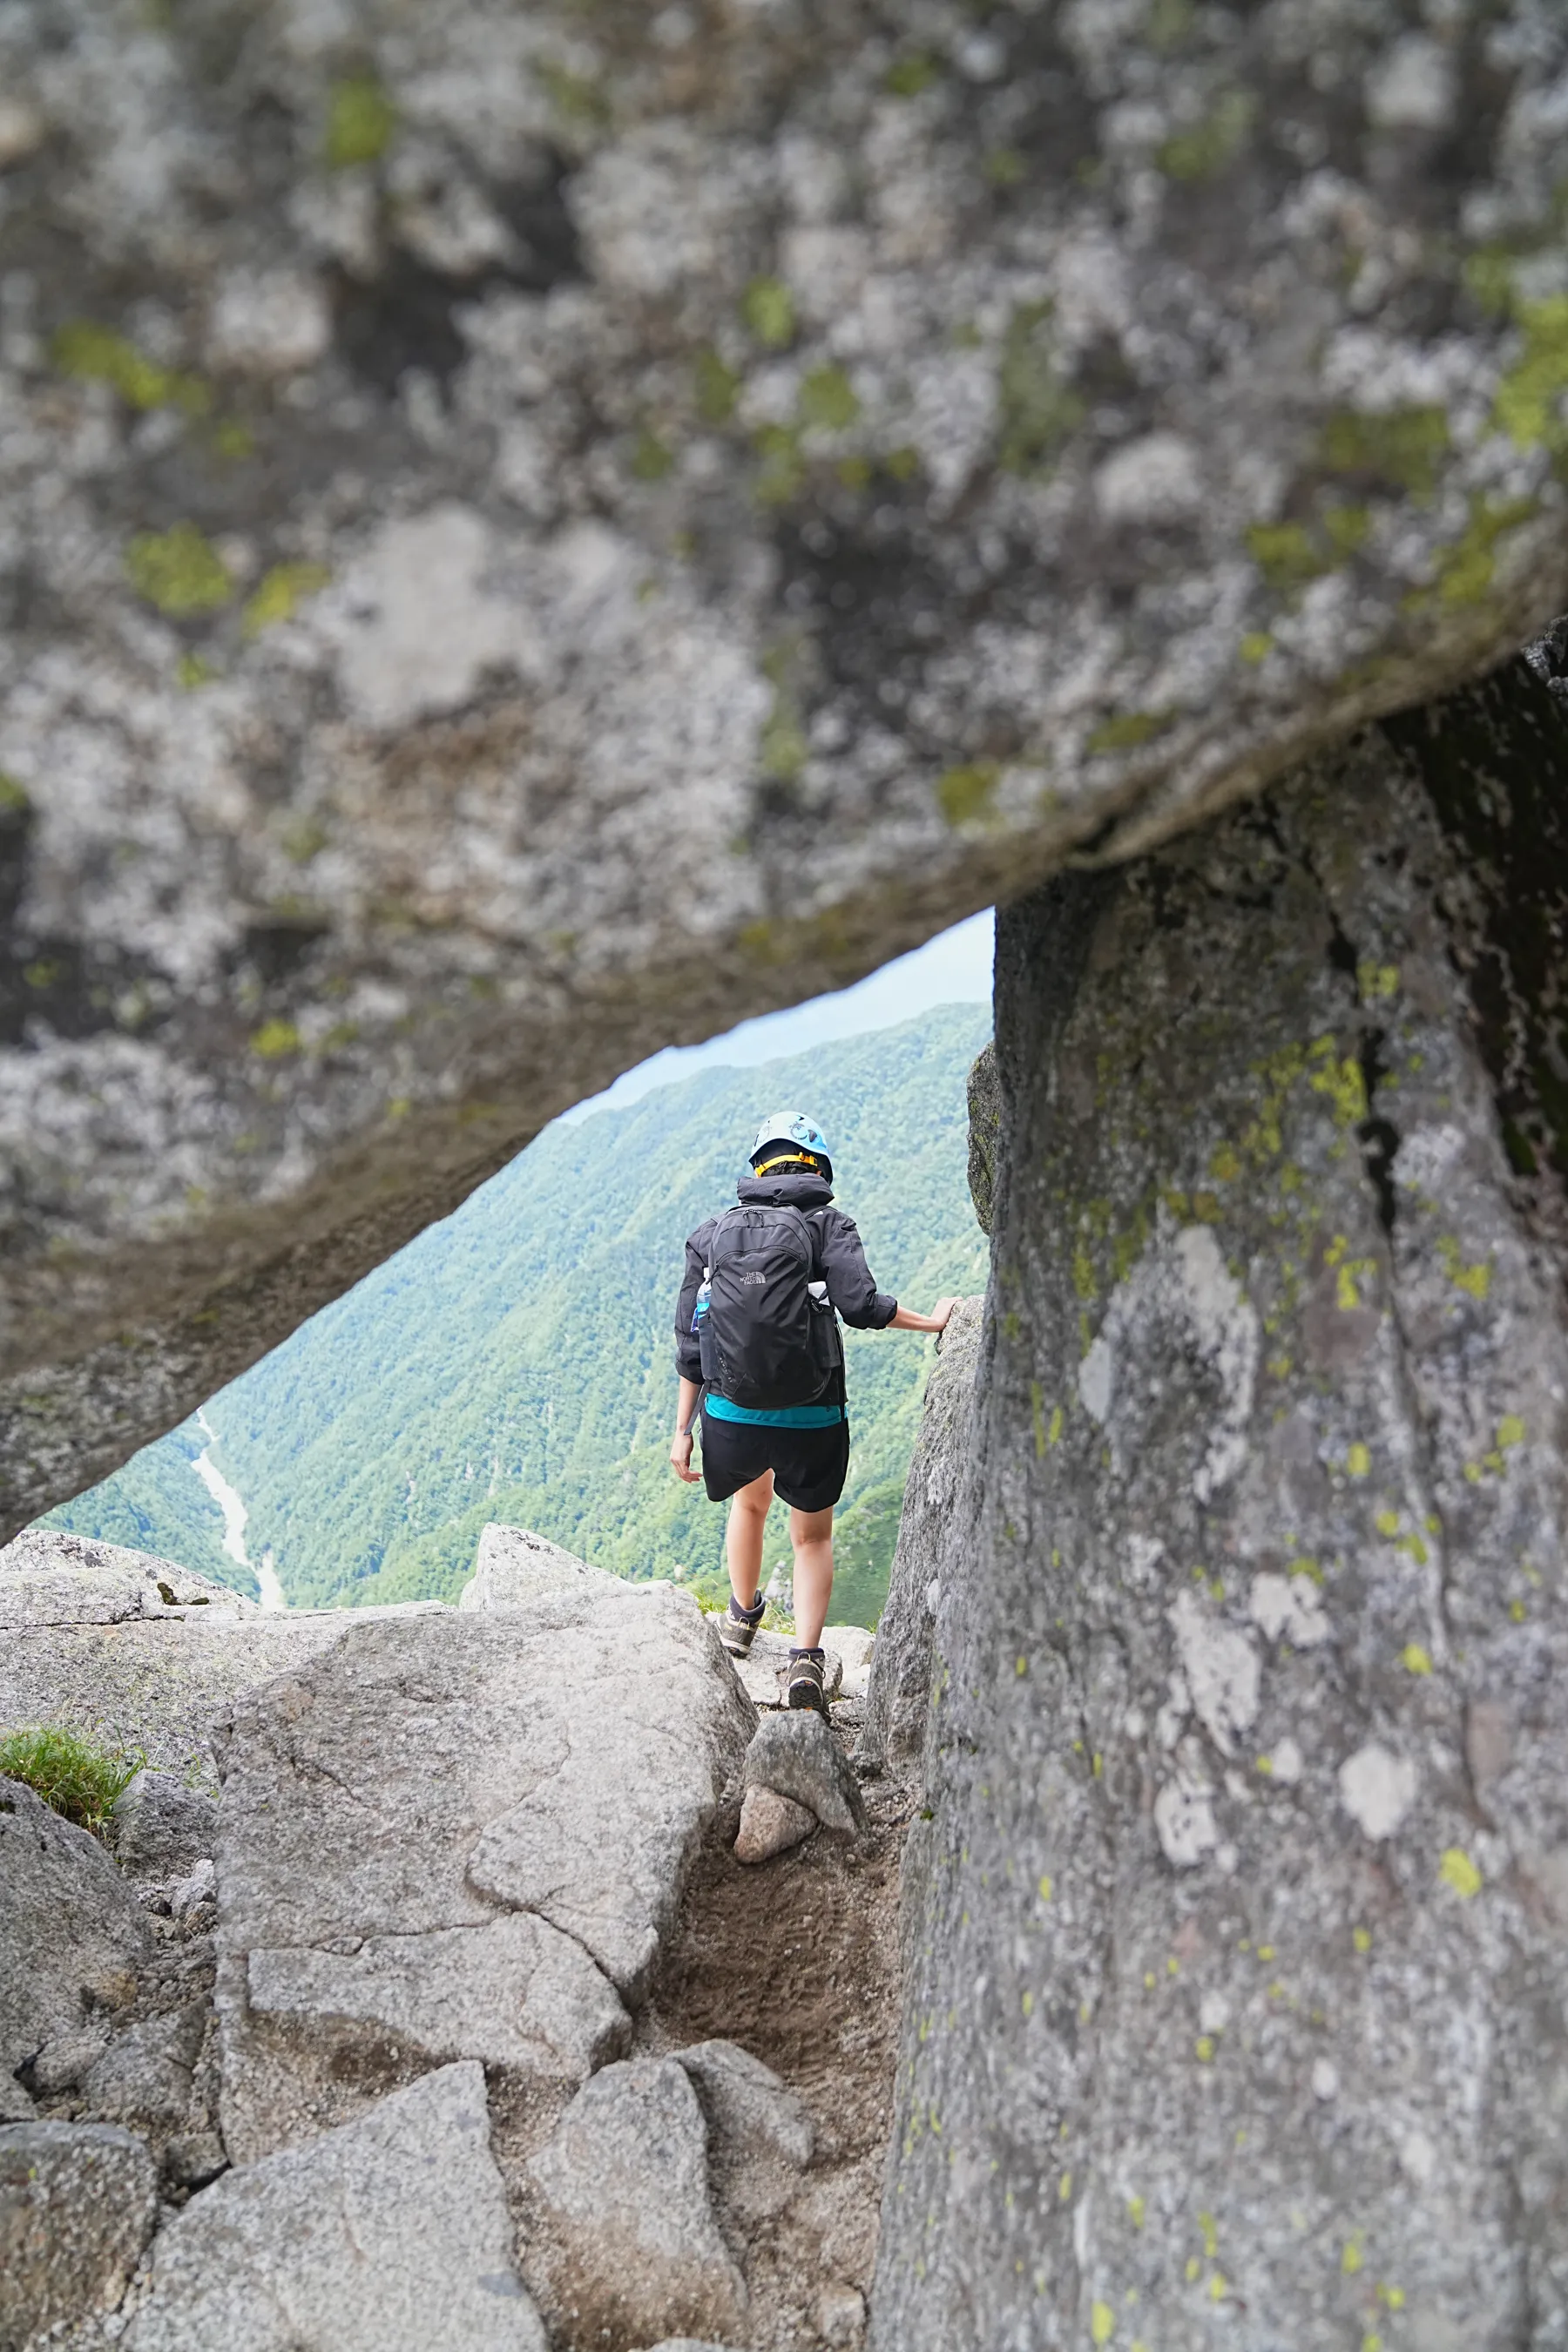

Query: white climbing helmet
[750,1111,831,1167]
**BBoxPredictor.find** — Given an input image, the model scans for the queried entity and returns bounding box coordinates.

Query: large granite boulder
[0,1531,253,1628]
[0,1527,443,1787]
[214,1584,755,2161]
[124,2063,545,2352]
[5,3,1567,1538]
[873,656,1568,2344]
[458,1522,615,1612]
[524,2057,747,2352]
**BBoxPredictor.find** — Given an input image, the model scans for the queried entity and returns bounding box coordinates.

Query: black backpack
[698,1204,843,1409]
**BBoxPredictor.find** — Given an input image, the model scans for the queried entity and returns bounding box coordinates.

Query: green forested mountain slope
[43,1005,990,1621]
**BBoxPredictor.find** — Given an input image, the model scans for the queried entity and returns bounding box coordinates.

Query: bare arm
[669,1375,702,1484]
[888,1297,957,1335]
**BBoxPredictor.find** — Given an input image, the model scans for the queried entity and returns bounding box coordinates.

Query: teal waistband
[704,1395,844,1429]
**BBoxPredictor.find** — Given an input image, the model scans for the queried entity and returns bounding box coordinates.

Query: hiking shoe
[720,1592,767,1658]
[787,1647,828,1716]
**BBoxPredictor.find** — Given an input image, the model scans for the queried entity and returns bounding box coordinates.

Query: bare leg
[727,1471,774,1611]
[789,1504,835,1647]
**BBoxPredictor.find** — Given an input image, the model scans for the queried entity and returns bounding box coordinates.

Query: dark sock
[730,1591,765,1621]
[790,1646,825,1661]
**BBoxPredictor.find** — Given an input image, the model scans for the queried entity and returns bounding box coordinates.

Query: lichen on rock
[873,656,1568,2344]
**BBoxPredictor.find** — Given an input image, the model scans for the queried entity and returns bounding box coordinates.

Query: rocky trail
[0,1514,932,2352]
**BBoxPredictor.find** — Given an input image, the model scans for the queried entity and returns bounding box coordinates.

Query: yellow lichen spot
[1375,1511,1401,1538]
[1144,1971,1155,1990]
[1267,1354,1293,1380]
[1210,1144,1241,1182]
[797,363,860,432]
[1257,1944,1275,1962]
[1038,1875,1054,1903]
[1497,1415,1525,1450]
[1022,1990,1035,2017]
[1240,631,1273,664]
[1342,2237,1363,2276]
[1437,1234,1491,1300]
[1356,962,1400,1000]
[1354,1926,1371,1953]
[1402,1643,1433,1676]
[741,276,795,348]
[1016,1654,1028,1678]
[1324,1234,1348,1267]
[1346,1443,1371,1477]
[1363,2337,1382,2352]
[937,761,1001,828]
[1059,2170,1073,2202]
[1336,1262,1363,1311]
[1085,709,1174,755]
[1092,1752,1103,1779]
[1382,2287,1406,2311]
[1440,1847,1483,1898]
[250,1018,301,1059]
[1209,2274,1228,2301]
[177,652,214,690]
[1128,2195,1146,2229]
[1031,1381,1048,1459]
[1194,2036,1215,2064]
[326,76,395,169]
[1167,1957,1179,1977]
[125,524,233,618]
[1048,1404,1064,1446]
[1198,2213,1218,2259]
[1185,2256,1201,2283]
[1310,1056,1368,1125]
[1511,1599,1527,1622]
[1463,1461,1484,1485]
[1256,1754,1274,1775]
[1091,2301,1115,2346]
[243,561,331,639]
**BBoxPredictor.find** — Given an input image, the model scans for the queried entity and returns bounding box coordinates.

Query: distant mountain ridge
[43,1004,991,1622]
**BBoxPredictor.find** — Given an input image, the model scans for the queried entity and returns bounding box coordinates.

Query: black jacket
[674,1172,897,1384]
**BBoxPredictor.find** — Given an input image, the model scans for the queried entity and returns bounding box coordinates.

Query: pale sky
[562,909,996,1123]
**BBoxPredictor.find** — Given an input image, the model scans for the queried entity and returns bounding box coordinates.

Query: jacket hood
[736,1172,835,1209]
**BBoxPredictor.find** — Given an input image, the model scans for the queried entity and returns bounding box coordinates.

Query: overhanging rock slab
[4,3,1567,1534]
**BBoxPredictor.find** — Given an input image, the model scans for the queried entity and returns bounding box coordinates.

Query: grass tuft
[0,1724,144,1836]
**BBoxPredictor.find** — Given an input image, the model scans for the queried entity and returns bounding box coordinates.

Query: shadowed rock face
[873,659,1568,2346]
[3,2,1567,1533]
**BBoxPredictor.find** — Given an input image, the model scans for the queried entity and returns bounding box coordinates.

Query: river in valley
[193,1409,285,1610]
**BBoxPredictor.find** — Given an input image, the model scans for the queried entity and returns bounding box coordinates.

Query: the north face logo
[740,1270,767,1285]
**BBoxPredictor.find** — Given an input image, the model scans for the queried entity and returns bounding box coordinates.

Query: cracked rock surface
[5,1,1568,1536]
[874,654,1568,2345]
[214,1584,755,2161]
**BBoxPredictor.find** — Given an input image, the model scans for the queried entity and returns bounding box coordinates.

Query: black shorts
[698,1406,850,1513]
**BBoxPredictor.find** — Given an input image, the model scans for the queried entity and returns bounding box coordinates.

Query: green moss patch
[0,1724,143,1837]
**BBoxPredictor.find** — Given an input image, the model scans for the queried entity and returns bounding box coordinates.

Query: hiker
[669,1110,955,1714]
